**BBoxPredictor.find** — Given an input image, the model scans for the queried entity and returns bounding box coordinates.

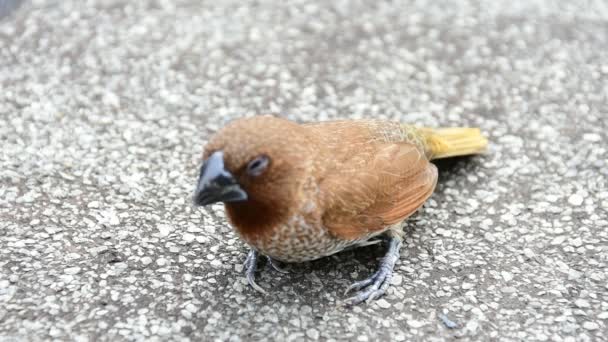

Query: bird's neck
[224,198,291,240]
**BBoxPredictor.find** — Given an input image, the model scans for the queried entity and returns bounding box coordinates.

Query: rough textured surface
[1,0,607,341]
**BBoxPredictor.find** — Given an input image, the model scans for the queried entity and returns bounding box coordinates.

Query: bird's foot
[344,236,402,305]
[244,250,288,294]
[244,249,267,294]
[266,256,289,273]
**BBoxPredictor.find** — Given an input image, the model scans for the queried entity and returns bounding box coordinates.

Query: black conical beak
[193,151,248,206]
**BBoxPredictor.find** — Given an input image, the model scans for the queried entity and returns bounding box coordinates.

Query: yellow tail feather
[423,127,488,160]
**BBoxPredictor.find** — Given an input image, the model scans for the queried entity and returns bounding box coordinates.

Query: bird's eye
[246,155,270,176]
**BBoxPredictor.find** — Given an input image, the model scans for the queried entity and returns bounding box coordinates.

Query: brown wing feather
[320,142,437,240]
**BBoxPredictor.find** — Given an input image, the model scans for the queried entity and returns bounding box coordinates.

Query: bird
[193,115,487,304]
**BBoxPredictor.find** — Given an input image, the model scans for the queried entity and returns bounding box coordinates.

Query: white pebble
[575,299,590,308]
[407,320,426,328]
[582,321,599,330]
[306,328,320,340]
[568,194,584,206]
[182,233,196,243]
[141,257,153,265]
[64,267,81,275]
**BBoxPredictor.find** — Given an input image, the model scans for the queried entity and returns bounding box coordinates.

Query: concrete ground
[1,0,607,341]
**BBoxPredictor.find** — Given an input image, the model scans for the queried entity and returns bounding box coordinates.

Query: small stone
[306,328,320,340]
[575,299,590,308]
[210,259,222,268]
[376,299,391,309]
[501,286,517,294]
[501,271,513,282]
[64,267,81,275]
[158,224,174,237]
[109,262,128,276]
[465,320,479,332]
[185,303,198,313]
[118,185,131,194]
[182,233,196,243]
[582,321,599,330]
[49,327,61,337]
[181,310,192,319]
[59,274,74,283]
[568,270,582,281]
[103,92,120,108]
[101,210,120,226]
[523,248,536,259]
[88,201,100,209]
[436,228,451,237]
[9,275,18,283]
[597,312,608,319]
[550,236,566,245]
[570,237,583,247]
[141,257,153,265]
[462,282,475,290]
[115,202,128,210]
[156,258,169,266]
[44,226,61,235]
[407,320,426,328]
[583,133,601,142]
[568,194,584,206]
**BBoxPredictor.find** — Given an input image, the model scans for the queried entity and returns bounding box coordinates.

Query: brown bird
[193,115,487,304]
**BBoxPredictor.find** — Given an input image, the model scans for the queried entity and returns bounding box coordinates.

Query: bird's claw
[267,256,289,273]
[344,236,402,306]
[244,250,268,295]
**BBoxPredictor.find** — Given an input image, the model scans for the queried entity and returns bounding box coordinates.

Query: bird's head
[193,116,314,231]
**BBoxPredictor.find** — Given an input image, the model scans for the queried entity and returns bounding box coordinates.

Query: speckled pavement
[1,1,607,341]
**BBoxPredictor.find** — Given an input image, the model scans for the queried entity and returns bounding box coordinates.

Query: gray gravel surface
[1,0,607,341]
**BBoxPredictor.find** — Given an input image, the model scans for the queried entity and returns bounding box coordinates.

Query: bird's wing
[320,142,437,240]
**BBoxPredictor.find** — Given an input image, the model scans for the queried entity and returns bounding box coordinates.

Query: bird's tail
[421,127,488,160]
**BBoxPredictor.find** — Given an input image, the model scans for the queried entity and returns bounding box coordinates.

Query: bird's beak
[193,151,248,206]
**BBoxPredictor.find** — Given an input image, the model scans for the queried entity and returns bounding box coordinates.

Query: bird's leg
[244,249,268,295]
[344,235,402,305]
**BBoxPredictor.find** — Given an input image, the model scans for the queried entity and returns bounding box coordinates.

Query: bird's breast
[236,213,356,263]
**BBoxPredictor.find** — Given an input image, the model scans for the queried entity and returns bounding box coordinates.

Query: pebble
[87,201,100,209]
[575,299,590,308]
[64,267,81,275]
[550,236,566,245]
[462,282,475,290]
[568,194,584,206]
[158,224,174,237]
[502,286,517,294]
[582,322,599,330]
[182,233,196,243]
[407,320,426,328]
[141,257,153,266]
[306,328,320,340]
[522,249,535,259]
[570,237,583,247]
[501,271,513,282]
[376,299,391,309]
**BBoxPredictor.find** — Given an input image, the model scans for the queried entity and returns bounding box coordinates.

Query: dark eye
[246,155,270,176]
